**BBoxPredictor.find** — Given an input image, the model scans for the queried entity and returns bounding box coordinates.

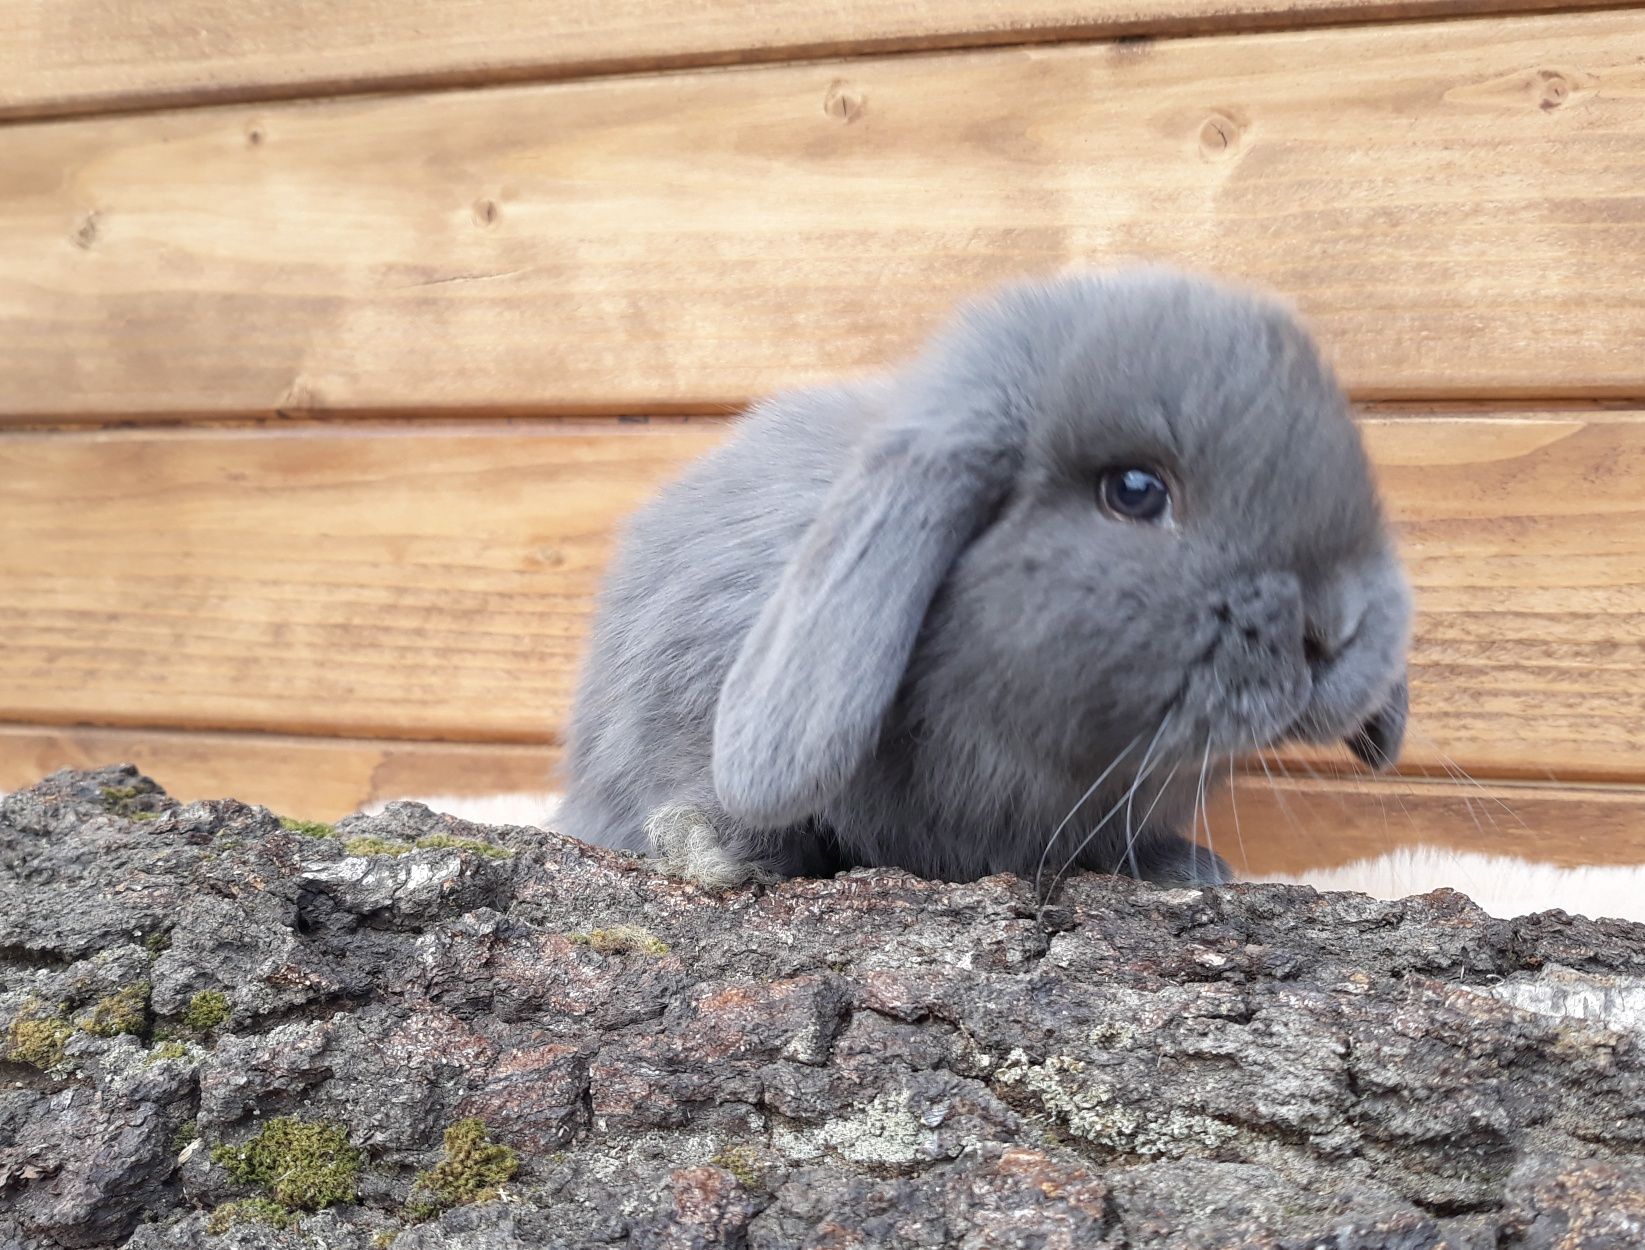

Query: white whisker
[1255,749,1305,839]
[1034,732,1143,902]
[1048,713,1173,901]
[1226,753,1249,873]
[1414,732,1528,831]
[1191,735,1213,881]
[1113,760,1181,877]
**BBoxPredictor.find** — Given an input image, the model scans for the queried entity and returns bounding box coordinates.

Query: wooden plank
[1209,775,1645,875]
[2,412,1642,783]
[0,420,725,742]
[4,2,1636,122]
[6,724,1642,883]
[2,10,1643,421]
[1360,412,1645,784]
[0,724,562,821]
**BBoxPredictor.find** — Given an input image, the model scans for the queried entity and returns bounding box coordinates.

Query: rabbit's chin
[1276,687,1408,773]
[1172,668,1406,775]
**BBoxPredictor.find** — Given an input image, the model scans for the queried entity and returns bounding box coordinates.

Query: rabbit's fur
[559,268,1412,889]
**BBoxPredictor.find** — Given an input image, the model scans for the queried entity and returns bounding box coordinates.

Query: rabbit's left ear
[1348,673,1407,770]
[712,422,1015,827]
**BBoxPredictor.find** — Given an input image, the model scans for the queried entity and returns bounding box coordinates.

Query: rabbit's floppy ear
[712,418,1016,827]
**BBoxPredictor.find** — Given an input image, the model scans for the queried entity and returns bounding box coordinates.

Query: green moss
[100,783,161,821]
[414,833,512,860]
[182,990,231,1032]
[280,816,337,838]
[5,1008,72,1069]
[406,1118,518,1221]
[212,1116,363,1211]
[151,1041,191,1064]
[78,981,150,1038]
[206,1198,298,1234]
[710,1144,765,1191]
[337,831,513,860]
[144,930,172,954]
[371,1232,398,1249]
[567,925,669,957]
[171,1118,199,1154]
[344,835,412,858]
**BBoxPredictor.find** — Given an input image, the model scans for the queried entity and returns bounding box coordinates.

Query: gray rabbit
[558,268,1412,891]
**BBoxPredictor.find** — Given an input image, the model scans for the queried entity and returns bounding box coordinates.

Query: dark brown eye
[1098,466,1172,524]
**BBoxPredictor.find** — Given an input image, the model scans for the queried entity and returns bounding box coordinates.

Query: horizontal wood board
[3,412,1642,782]
[0,723,564,824]
[3,11,1644,420]
[4,1,1637,121]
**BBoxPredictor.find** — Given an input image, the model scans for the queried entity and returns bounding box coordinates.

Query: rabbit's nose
[1214,572,1304,653]
[1303,624,1333,678]
[1303,601,1366,680]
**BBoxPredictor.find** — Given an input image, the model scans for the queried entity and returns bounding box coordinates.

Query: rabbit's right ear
[712,420,1016,828]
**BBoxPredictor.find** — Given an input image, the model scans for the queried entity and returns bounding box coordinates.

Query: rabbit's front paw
[643,802,776,889]
[1128,833,1235,887]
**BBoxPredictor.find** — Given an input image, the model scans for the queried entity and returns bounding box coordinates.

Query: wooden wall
[3,3,1643,876]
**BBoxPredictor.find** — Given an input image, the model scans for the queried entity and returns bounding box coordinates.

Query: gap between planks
[3,1,1642,123]
[4,10,1644,416]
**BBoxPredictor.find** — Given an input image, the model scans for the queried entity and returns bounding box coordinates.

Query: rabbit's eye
[1098,466,1172,524]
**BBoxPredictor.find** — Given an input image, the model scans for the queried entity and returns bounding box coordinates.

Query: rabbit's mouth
[1178,574,1409,772]
[1172,646,1311,764]
[1277,670,1409,772]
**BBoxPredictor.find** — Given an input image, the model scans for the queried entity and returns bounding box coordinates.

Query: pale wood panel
[1,413,1642,782]
[2,11,1643,421]
[0,724,562,821]
[4,2,1635,121]
[1362,413,1645,783]
[4,723,1642,880]
[0,420,726,740]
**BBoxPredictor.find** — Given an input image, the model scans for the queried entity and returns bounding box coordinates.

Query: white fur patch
[1262,847,1645,925]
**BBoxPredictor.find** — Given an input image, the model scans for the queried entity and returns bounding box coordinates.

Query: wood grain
[1362,412,1645,783]
[0,724,562,821]
[2,10,1643,420]
[0,420,725,741]
[5,723,1641,881]
[4,1,1636,121]
[3,413,1642,782]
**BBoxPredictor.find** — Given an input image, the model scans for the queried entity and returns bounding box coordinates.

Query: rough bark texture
[5,766,1645,1249]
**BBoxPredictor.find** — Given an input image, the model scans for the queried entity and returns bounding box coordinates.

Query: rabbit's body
[558,385,869,872]
[560,269,1411,889]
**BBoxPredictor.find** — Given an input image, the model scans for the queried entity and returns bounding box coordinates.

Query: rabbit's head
[714,269,1412,826]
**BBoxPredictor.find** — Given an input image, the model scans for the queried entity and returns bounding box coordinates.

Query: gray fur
[557,268,1412,889]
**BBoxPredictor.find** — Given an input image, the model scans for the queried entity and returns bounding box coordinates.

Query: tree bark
[4,766,1645,1249]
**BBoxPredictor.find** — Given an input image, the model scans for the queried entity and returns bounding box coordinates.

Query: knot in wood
[1537,70,1572,111]
[1198,112,1241,161]
[823,80,865,124]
